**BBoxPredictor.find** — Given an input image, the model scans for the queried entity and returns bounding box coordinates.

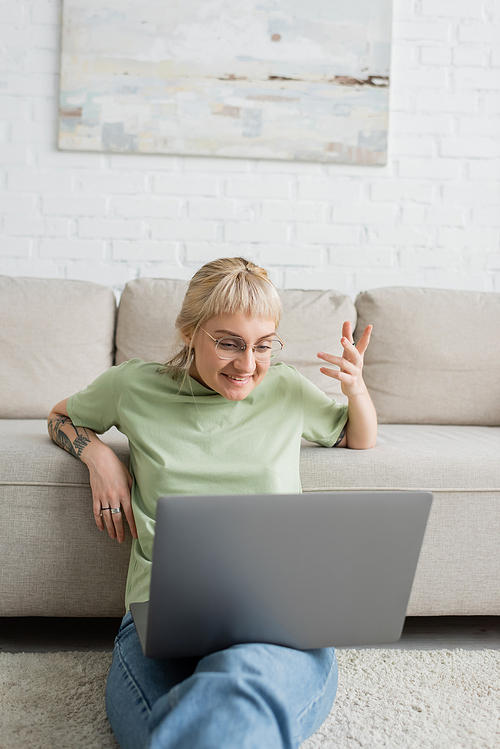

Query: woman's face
[186,312,276,401]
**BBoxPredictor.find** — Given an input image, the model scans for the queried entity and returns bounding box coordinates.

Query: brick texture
[0,0,498,296]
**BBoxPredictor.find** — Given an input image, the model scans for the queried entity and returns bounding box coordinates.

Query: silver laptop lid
[139,491,432,658]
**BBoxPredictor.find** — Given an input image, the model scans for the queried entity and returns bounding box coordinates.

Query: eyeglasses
[201,329,284,362]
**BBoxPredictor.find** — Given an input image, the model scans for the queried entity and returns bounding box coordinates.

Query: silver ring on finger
[110,507,122,515]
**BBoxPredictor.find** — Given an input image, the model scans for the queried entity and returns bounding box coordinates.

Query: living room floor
[0,616,499,653]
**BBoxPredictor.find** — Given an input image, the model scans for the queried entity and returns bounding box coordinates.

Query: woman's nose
[234,345,256,369]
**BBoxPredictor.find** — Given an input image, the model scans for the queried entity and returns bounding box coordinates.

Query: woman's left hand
[317,321,372,399]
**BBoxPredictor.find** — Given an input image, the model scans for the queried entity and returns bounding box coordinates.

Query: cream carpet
[1,649,499,749]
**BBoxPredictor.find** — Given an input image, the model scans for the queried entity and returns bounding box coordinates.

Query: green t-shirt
[67,359,348,609]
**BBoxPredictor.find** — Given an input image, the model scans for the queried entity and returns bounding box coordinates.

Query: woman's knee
[194,643,338,743]
[147,645,337,749]
[197,642,336,688]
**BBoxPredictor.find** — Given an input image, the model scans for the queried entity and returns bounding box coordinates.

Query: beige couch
[1,276,499,618]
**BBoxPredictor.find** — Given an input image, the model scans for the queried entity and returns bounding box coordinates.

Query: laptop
[130,491,432,658]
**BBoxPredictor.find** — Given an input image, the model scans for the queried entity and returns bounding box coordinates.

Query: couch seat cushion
[3,421,498,497]
[0,420,131,617]
[1,421,499,617]
[0,420,129,486]
[301,424,500,617]
[300,423,500,491]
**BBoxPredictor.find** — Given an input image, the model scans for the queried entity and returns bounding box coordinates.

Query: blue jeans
[106,612,338,749]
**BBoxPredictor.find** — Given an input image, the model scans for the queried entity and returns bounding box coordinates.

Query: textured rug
[1,649,499,749]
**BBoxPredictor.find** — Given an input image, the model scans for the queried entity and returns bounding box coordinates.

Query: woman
[48,257,376,749]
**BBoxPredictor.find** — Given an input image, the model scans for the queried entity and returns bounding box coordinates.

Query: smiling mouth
[222,373,253,382]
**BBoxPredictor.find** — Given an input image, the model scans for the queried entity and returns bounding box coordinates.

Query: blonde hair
[164,257,282,382]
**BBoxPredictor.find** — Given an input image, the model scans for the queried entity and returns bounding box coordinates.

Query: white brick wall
[0,0,499,295]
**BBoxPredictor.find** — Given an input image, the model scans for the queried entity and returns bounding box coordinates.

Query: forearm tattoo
[48,414,92,460]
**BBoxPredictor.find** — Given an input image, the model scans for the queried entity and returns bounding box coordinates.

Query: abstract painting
[59,0,392,164]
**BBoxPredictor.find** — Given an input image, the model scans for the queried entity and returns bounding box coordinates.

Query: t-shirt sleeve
[66,366,119,434]
[298,369,349,447]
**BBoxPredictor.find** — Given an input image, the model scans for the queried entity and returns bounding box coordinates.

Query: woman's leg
[106,613,338,749]
[149,641,337,749]
[105,612,199,749]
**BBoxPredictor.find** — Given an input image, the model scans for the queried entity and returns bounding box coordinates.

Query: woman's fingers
[94,503,105,532]
[318,360,358,384]
[100,506,119,540]
[355,325,373,355]
[319,366,341,381]
[89,453,137,543]
[319,351,358,372]
[98,504,130,543]
[342,320,353,343]
[339,322,373,353]
[122,502,138,540]
[93,493,136,543]
[110,508,125,544]
[341,337,360,364]
[319,322,373,396]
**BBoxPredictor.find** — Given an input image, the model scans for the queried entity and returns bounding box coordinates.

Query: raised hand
[317,320,373,399]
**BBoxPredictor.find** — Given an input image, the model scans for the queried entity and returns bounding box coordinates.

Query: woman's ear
[180,326,194,346]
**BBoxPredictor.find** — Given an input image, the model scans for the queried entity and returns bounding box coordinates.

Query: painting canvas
[59,0,392,165]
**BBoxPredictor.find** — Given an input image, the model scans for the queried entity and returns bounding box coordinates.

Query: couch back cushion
[277,289,356,402]
[355,287,500,425]
[0,276,116,418]
[116,278,356,402]
[115,278,189,365]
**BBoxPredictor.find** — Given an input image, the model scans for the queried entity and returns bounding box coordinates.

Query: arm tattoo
[48,414,92,460]
[332,425,346,448]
